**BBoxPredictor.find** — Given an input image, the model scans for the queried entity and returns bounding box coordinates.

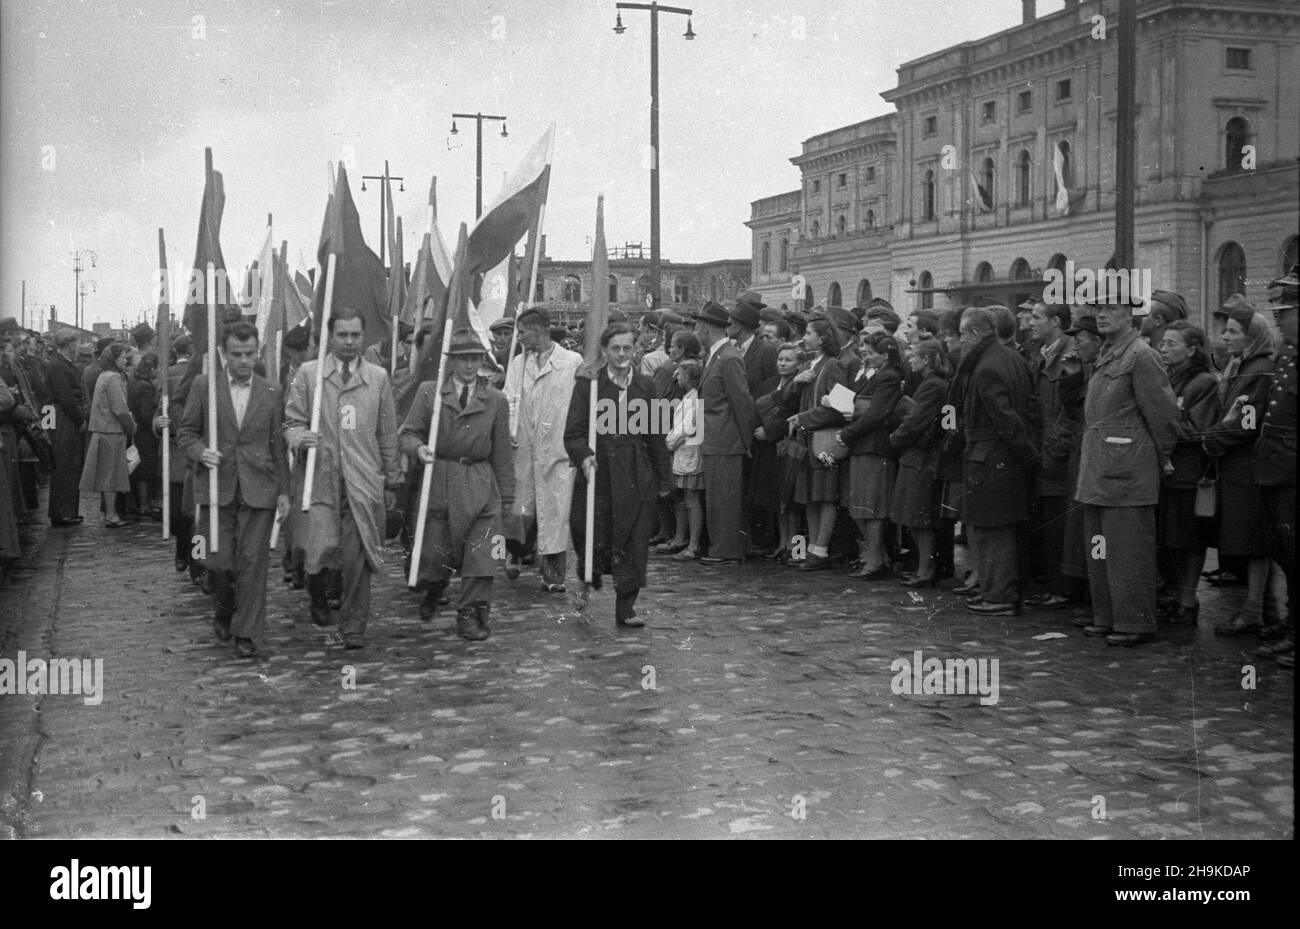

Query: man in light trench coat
[502,305,583,592]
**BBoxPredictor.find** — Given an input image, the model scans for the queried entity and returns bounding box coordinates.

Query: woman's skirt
[847,453,895,520]
[79,432,130,493]
[891,464,942,530]
[674,471,704,491]
[1157,485,1214,552]
[799,457,841,505]
[1216,480,1271,557]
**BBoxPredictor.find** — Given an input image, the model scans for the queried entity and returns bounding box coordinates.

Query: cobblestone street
[1,508,1293,840]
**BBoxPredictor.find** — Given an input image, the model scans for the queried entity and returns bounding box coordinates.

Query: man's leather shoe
[1082,624,1111,637]
[457,609,488,641]
[505,556,521,581]
[309,603,333,627]
[1106,632,1155,647]
[212,611,233,643]
[419,590,441,621]
[474,602,492,639]
[342,634,367,649]
[799,554,830,572]
[235,638,258,658]
[1026,593,1070,610]
[51,516,84,527]
[1164,603,1199,626]
[953,576,980,596]
[856,564,892,581]
[543,582,566,594]
[291,569,306,590]
[175,557,189,573]
[899,574,937,589]
[965,599,1021,616]
[699,556,739,566]
[1214,612,1262,636]
[1257,622,1288,641]
[656,540,689,554]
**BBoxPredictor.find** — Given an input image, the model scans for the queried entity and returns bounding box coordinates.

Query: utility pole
[360,162,404,265]
[1115,0,1136,270]
[20,281,25,329]
[450,112,509,218]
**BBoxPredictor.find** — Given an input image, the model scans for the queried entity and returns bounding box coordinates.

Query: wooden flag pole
[206,262,220,552]
[406,316,455,588]
[302,252,338,511]
[157,228,171,541]
[585,375,597,584]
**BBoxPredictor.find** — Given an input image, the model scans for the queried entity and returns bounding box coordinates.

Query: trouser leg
[229,505,275,643]
[1102,506,1157,635]
[1084,505,1113,629]
[971,524,1018,604]
[336,498,372,637]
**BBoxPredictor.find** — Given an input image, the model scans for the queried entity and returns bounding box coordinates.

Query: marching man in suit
[693,300,758,565]
[177,321,290,658]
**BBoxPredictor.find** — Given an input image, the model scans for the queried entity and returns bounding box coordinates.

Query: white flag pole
[206,262,219,553]
[406,317,455,588]
[302,252,338,511]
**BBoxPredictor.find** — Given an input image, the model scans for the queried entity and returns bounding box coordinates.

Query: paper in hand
[826,383,857,416]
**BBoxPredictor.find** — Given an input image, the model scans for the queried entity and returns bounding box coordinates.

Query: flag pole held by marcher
[302,251,338,511]
[206,262,219,552]
[157,227,171,541]
[584,194,609,585]
[406,316,455,589]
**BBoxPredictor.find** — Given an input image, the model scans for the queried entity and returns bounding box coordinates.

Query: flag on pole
[314,163,389,350]
[387,216,407,334]
[411,223,473,389]
[402,177,453,325]
[465,124,554,276]
[1052,141,1087,216]
[184,148,238,353]
[586,196,609,364]
[252,217,276,343]
[968,170,993,213]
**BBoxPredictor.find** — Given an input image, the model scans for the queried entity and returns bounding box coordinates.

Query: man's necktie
[340,361,351,383]
[459,383,469,409]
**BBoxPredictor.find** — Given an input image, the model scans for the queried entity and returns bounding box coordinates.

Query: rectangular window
[923,115,938,136]
[866,166,876,182]
[1017,90,1032,113]
[982,100,996,122]
[838,172,847,188]
[1055,78,1071,102]
[1225,47,1252,70]
[812,179,821,194]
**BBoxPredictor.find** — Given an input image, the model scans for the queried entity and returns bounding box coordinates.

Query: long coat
[1030,334,1078,496]
[1162,361,1220,489]
[284,354,401,573]
[44,353,84,518]
[960,336,1039,527]
[889,370,949,529]
[564,367,673,590]
[503,343,582,553]
[399,376,515,579]
[839,363,903,457]
[699,340,758,457]
[1075,327,1179,507]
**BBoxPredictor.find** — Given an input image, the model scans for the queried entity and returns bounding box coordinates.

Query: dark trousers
[1084,505,1157,635]
[167,481,194,565]
[702,454,746,560]
[310,495,372,637]
[203,499,275,643]
[1030,495,1069,596]
[1262,485,1296,625]
[970,524,1019,604]
[47,414,82,521]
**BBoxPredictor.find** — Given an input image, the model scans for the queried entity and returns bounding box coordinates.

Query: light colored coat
[503,343,582,554]
[284,354,401,572]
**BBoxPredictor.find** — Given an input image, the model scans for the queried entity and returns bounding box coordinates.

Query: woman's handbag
[125,443,141,475]
[811,428,850,462]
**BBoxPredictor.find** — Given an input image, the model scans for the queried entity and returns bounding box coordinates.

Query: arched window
[803,284,814,306]
[865,209,875,228]
[1016,150,1031,206]
[975,261,994,284]
[562,275,581,303]
[981,156,996,207]
[918,271,934,310]
[923,169,936,220]
[1047,253,1067,274]
[811,219,821,238]
[608,274,619,303]
[828,282,842,308]
[1226,117,1251,172]
[856,279,872,306]
[1010,257,1032,281]
[1218,242,1247,307]
[837,215,847,236]
[535,276,545,301]
[674,276,690,305]
[637,274,653,307]
[779,238,789,272]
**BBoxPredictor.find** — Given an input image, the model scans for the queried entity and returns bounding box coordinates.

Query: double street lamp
[73,248,97,331]
[450,112,509,219]
[613,2,695,310]
[361,162,405,266]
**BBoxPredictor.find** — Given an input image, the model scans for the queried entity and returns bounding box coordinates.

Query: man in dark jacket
[728,292,779,553]
[44,331,85,526]
[1076,297,1179,646]
[958,307,1039,616]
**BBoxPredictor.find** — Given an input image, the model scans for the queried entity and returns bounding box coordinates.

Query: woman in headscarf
[79,342,137,528]
[1203,302,1282,635]
[1155,322,1220,625]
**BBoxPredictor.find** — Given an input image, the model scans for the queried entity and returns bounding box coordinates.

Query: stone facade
[747,0,1299,331]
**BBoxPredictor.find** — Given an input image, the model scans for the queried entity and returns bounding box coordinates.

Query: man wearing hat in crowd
[693,299,758,565]
[637,310,672,380]
[1255,265,1298,667]
[729,290,780,553]
[1140,289,1189,348]
[502,305,581,593]
[400,327,515,641]
[1057,312,1101,596]
[827,305,864,381]
[1076,293,1179,645]
[1015,297,1043,363]
[488,317,516,388]
[44,330,86,527]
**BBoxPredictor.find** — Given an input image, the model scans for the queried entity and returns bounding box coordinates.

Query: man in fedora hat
[400,327,515,641]
[693,300,757,564]
[729,291,779,554]
[1255,265,1298,666]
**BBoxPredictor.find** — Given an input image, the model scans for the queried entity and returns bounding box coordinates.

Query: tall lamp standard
[613,2,695,310]
[449,112,509,219]
[360,162,405,266]
[73,248,97,330]
[79,279,97,330]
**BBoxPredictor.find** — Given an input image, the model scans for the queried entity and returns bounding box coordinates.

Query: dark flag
[314,162,389,351]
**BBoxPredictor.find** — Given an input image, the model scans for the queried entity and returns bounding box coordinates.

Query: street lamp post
[79,280,97,330]
[450,112,509,219]
[360,161,405,266]
[614,2,695,310]
[73,248,97,330]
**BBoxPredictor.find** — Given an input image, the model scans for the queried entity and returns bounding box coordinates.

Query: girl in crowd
[889,338,952,587]
[662,359,704,560]
[79,343,137,528]
[788,318,847,572]
[838,330,903,580]
[1156,322,1220,625]
[760,342,806,562]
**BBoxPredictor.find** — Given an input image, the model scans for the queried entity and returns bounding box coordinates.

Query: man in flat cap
[693,300,758,564]
[1076,294,1179,646]
[637,310,672,380]
[489,317,516,388]
[400,327,515,641]
[1255,265,1298,666]
[1140,289,1189,348]
[502,305,582,593]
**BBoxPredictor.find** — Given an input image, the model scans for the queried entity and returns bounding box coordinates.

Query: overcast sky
[1,0,1044,329]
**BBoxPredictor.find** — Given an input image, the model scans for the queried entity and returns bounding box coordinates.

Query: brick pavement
[0,507,1292,839]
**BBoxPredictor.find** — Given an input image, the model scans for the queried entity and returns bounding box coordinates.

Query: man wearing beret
[1255,266,1298,666]
[1076,295,1179,646]
[693,300,758,564]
